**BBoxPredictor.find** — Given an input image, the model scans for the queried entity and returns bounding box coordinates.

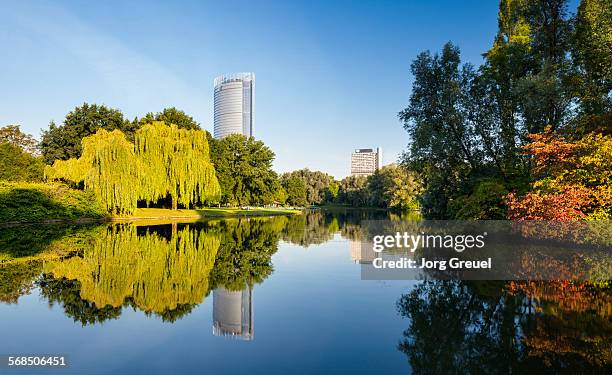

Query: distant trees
[334,165,421,209]
[338,175,369,207]
[367,165,422,210]
[46,122,220,214]
[280,169,336,206]
[282,175,307,206]
[0,125,44,182]
[0,125,39,155]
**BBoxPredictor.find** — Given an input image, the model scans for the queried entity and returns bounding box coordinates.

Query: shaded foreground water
[0,209,610,374]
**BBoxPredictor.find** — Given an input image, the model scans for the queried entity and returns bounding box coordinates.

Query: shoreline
[0,207,302,226]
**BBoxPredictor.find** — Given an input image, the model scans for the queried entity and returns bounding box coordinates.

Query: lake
[0,209,610,374]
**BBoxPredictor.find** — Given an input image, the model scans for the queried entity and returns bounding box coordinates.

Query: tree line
[400,0,611,220]
[1,104,422,213]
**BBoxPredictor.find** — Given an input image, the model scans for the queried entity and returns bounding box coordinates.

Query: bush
[0,181,107,223]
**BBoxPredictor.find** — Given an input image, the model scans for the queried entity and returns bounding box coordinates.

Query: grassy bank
[116,207,302,222]
[0,181,108,224]
[0,181,301,224]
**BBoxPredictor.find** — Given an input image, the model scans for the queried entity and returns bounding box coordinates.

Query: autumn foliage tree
[507,127,612,220]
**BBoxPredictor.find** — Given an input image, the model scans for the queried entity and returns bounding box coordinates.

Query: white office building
[350,148,382,176]
[213,72,255,139]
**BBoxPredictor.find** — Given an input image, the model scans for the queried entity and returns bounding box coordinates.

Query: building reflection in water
[349,240,376,264]
[212,286,254,341]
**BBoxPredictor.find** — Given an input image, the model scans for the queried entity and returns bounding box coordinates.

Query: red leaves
[507,186,592,220]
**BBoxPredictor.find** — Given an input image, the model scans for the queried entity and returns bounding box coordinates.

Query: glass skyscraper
[213,72,255,139]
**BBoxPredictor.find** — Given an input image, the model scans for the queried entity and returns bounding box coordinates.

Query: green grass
[0,181,301,224]
[0,181,108,224]
[116,207,302,221]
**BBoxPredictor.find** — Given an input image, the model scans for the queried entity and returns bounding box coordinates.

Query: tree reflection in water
[40,224,220,324]
[396,280,611,373]
[1,209,609,371]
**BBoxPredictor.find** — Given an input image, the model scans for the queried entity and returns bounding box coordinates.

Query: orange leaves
[507,186,592,220]
[523,126,577,176]
[508,127,611,220]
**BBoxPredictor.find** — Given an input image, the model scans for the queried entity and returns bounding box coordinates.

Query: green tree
[0,143,44,182]
[46,122,220,214]
[135,122,220,210]
[132,107,200,130]
[282,175,308,207]
[209,134,278,206]
[338,175,369,207]
[399,43,477,217]
[376,165,422,210]
[571,0,612,131]
[281,169,336,205]
[40,103,132,164]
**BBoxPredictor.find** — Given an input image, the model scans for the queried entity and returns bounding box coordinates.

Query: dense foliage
[208,134,279,206]
[40,103,133,165]
[0,125,44,182]
[400,0,611,219]
[281,169,336,205]
[0,142,44,182]
[40,104,202,165]
[46,122,220,214]
[0,181,107,223]
[507,128,612,220]
[132,107,201,130]
[334,165,422,209]
[0,125,39,155]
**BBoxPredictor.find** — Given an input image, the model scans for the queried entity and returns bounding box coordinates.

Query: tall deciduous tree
[46,122,220,214]
[208,134,278,206]
[399,42,476,217]
[132,107,201,130]
[0,143,44,182]
[571,0,612,131]
[282,175,307,207]
[40,103,132,164]
[135,122,220,210]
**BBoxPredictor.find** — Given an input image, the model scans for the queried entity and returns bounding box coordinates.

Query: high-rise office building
[212,286,254,340]
[350,147,382,176]
[213,72,255,139]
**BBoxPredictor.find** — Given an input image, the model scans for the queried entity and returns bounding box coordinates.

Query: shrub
[0,181,107,223]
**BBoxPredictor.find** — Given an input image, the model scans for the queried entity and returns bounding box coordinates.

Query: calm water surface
[0,210,610,374]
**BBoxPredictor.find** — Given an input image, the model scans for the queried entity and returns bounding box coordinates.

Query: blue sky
[1,0,574,178]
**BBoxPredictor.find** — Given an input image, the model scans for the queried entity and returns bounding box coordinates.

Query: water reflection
[213,286,254,340]
[0,209,609,371]
[396,280,611,373]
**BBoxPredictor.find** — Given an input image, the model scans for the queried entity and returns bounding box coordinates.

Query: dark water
[0,209,610,374]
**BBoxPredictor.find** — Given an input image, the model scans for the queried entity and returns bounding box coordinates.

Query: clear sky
[1,0,537,178]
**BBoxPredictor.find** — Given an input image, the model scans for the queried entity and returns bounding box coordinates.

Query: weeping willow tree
[135,121,220,209]
[83,130,141,214]
[44,224,220,314]
[44,157,89,185]
[46,122,220,214]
